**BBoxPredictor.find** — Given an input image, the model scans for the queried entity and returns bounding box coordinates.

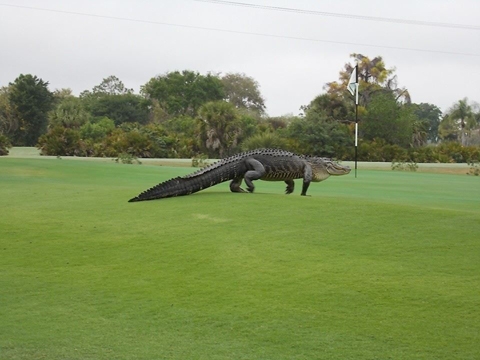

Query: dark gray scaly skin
[128,148,351,202]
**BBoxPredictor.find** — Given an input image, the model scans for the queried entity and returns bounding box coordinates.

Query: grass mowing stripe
[1,158,479,359]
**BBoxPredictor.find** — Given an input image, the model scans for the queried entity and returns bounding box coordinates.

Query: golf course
[1,149,479,359]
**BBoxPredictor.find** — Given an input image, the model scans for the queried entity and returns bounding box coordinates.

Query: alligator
[128,148,350,202]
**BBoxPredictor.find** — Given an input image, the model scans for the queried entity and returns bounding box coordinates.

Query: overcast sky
[1,0,479,116]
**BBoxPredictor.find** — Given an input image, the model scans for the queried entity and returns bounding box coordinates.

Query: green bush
[467,161,479,176]
[392,160,418,172]
[35,115,480,163]
[241,132,288,151]
[37,122,177,159]
[114,152,142,165]
[0,133,12,156]
[80,117,115,141]
[37,126,88,156]
[94,124,173,158]
[191,154,209,168]
[283,114,352,158]
[408,145,441,163]
[408,143,480,163]
[358,139,407,162]
[357,140,480,164]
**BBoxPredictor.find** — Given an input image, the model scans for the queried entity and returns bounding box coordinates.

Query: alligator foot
[230,177,246,193]
[285,180,294,194]
[301,181,311,196]
[232,187,246,193]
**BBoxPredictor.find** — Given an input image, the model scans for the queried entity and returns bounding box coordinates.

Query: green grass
[1,158,479,359]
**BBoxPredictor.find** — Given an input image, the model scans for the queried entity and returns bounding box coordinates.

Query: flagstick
[354,64,358,178]
[355,104,358,178]
[347,63,359,178]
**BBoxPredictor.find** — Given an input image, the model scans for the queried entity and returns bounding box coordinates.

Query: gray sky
[1,0,479,116]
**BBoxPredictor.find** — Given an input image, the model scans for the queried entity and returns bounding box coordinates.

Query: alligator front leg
[244,158,266,193]
[301,181,311,196]
[285,180,295,194]
[230,176,246,193]
[301,164,313,196]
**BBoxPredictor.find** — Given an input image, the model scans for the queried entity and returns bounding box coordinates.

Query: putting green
[1,158,479,359]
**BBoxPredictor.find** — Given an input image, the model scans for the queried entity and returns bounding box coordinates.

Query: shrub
[0,133,12,156]
[467,161,480,176]
[359,139,407,162]
[408,145,441,163]
[114,152,142,164]
[39,122,177,159]
[95,124,173,158]
[241,132,288,151]
[392,160,418,172]
[80,117,115,141]
[358,140,480,164]
[191,154,210,168]
[408,143,480,163]
[37,126,87,156]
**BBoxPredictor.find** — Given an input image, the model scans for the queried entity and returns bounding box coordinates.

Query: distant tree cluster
[1,55,479,162]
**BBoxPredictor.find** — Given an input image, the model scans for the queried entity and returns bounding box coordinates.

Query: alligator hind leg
[285,180,295,194]
[230,176,246,193]
[244,158,266,193]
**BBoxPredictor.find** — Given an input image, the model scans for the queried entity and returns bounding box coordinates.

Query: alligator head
[308,158,351,181]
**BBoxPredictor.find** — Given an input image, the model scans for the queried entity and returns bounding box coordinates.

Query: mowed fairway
[1,158,479,359]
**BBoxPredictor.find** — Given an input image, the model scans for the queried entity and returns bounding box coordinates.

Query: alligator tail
[128,162,242,202]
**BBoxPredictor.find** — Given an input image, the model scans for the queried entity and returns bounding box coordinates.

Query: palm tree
[448,98,474,146]
[198,101,242,158]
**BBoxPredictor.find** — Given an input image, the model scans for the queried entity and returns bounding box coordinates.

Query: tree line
[1,54,479,162]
